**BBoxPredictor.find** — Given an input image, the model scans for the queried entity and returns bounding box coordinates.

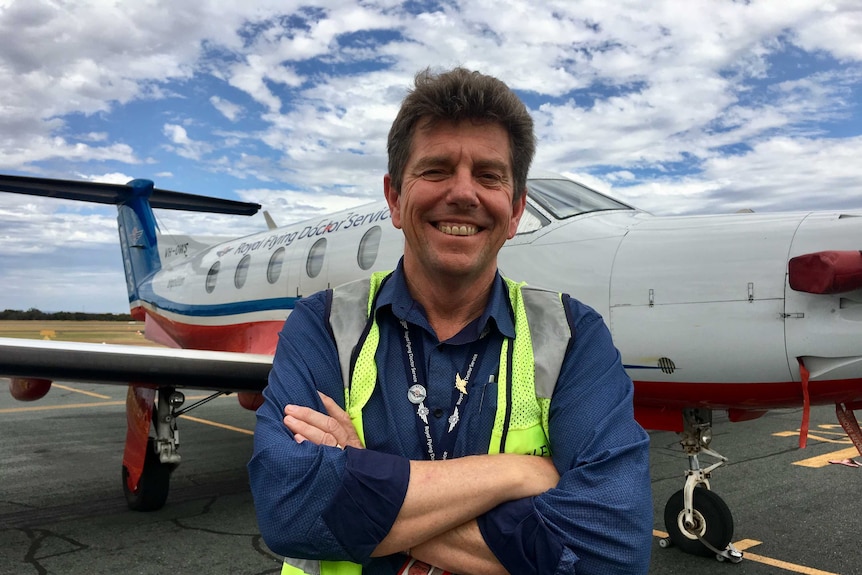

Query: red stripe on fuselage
[634,378,862,411]
[141,310,283,354]
[634,378,862,431]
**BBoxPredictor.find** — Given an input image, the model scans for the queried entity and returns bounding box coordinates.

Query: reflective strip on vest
[281,558,359,575]
[283,274,571,573]
[488,280,568,455]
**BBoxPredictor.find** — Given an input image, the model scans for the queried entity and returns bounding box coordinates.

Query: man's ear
[507,192,527,239]
[384,174,402,230]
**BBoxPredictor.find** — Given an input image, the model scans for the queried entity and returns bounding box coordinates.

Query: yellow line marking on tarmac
[52,383,112,399]
[774,425,861,467]
[732,538,762,550]
[2,396,252,434]
[1,393,237,419]
[793,446,861,468]
[774,430,853,444]
[179,414,254,435]
[0,401,126,413]
[741,551,842,574]
[653,531,840,574]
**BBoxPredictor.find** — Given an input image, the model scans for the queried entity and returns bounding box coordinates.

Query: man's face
[384,119,526,284]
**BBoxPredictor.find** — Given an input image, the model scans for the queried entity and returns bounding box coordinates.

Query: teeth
[438,224,478,236]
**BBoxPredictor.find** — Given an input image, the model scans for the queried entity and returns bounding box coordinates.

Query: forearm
[411,520,507,575]
[372,453,557,556]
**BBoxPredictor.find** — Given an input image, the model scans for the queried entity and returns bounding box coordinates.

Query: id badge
[397,557,453,575]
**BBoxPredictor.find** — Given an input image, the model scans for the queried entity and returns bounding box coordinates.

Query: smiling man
[385,118,524,341]
[249,68,652,575]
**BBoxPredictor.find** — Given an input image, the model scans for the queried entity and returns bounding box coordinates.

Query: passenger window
[205,261,220,293]
[235,255,251,289]
[357,226,382,270]
[267,248,285,284]
[306,238,327,278]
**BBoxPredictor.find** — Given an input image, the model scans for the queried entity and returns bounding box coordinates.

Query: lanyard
[400,320,490,460]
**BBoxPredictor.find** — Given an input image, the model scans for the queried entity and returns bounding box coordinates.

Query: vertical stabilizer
[116,180,162,314]
[0,173,261,318]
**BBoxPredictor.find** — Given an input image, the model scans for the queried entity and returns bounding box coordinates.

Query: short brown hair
[387,67,535,202]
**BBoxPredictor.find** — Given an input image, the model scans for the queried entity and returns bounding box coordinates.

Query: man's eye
[421,170,447,180]
[478,173,503,184]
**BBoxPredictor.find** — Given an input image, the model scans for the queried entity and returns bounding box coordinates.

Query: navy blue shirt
[249,262,652,574]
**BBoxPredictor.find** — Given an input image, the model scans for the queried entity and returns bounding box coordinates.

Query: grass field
[0,320,161,346]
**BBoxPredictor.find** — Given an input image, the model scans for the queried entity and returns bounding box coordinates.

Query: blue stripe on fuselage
[133,281,300,317]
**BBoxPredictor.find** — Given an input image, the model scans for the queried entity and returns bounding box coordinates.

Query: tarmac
[1,379,860,574]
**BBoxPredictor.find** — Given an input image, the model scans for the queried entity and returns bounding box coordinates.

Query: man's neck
[404,273,495,342]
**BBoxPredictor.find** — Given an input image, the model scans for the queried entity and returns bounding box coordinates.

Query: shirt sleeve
[478,300,653,575]
[247,293,409,562]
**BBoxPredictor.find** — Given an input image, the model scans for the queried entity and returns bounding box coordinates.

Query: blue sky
[1,0,861,313]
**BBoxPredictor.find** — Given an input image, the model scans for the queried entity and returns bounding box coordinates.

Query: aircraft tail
[0,175,260,315]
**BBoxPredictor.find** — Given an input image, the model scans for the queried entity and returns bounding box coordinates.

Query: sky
[1,0,861,313]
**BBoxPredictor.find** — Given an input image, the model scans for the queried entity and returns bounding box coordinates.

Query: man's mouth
[437,223,479,236]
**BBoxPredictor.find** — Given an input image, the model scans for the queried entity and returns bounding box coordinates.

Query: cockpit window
[527,178,632,220]
[515,203,548,235]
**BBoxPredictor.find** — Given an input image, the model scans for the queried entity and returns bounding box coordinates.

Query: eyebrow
[411,156,510,176]
[411,155,450,172]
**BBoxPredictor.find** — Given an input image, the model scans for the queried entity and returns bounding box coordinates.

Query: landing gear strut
[660,409,743,563]
[121,386,228,511]
[122,387,184,511]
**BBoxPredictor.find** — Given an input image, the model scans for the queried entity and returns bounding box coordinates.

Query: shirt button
[433,408,444,418]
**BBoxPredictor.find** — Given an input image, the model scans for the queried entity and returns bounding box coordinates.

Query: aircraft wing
[0,337,272,393]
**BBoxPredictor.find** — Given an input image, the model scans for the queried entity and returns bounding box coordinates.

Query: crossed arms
[285,393,559,574]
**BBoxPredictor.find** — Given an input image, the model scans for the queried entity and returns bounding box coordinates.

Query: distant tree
[0,309,134,321]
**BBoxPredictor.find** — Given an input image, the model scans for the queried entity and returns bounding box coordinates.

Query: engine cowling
[238,392,264,411]
[9,378,52,401]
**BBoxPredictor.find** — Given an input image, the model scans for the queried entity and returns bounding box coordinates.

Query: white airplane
[2,171,861,563]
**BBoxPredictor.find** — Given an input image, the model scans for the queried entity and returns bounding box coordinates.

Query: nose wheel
[662,487,740,562]
[660,408,743,563]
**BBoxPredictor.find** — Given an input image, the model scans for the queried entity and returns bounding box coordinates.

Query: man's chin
[428,258,495,282]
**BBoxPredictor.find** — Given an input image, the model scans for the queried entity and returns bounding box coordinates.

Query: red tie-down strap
[798,360,811,449]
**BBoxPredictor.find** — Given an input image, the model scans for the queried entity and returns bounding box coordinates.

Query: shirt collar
[375,259,516,343]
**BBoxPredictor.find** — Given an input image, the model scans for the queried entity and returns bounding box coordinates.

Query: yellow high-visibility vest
[282,273,571,575]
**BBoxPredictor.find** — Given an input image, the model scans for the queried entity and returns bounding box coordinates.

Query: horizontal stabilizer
[0,174,260,216]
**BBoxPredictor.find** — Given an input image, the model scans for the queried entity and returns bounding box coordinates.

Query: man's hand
[283,391,363,449]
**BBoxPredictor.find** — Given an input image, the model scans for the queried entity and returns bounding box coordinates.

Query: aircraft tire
[122,438,173,511]
[663,486,734,557]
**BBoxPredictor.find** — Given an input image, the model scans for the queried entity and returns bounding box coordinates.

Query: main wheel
[122,438,174,511]
[663,486,734,557]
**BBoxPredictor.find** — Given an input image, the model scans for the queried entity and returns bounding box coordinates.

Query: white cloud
[791,1,862,60]
[235,186,374,225]
[0,137,137,170]
[163,123,212,160]
[210,96,243,121]
[606,135,862,215]
[2,0,862,312]
[76,172,136,185]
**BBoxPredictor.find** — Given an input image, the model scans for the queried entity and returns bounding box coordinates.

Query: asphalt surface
[1,379,860,574]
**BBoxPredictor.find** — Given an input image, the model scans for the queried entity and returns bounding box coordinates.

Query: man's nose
[446,169,479,207]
